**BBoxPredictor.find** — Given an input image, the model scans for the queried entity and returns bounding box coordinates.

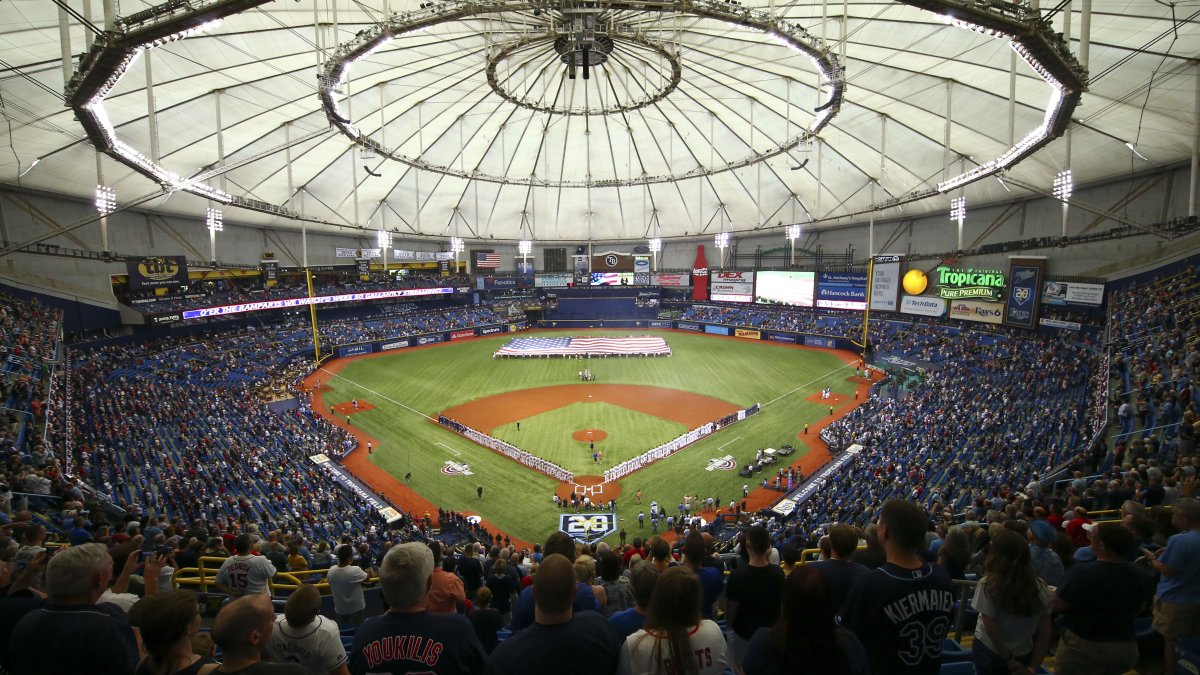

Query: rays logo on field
[560,513,617,543]
[441,461,474,476]
[465,515,482,525]
[706,455,737,471]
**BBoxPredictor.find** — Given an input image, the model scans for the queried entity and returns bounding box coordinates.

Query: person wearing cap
[1027,520,1064,588]
[1141,497,1200,673]
[1051,521,1154,675]
[347,542,484,675]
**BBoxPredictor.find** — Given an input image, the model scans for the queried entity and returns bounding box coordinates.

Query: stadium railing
[172,556,380,595]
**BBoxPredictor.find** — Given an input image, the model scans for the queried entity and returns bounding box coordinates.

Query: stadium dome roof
[0,0,1195,243]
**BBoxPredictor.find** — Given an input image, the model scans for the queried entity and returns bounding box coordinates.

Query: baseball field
[306,329,872,546]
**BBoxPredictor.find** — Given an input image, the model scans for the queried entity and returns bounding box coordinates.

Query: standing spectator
[426,542,466,615]
[457,544,485,597]
[264,584,348,675]
[327,545,370,626]
[489,554,620,675]
[136,590,218,675]
[469,587,503,654]
[215,534,276,597]
[610,565,659,641]
[970,529,1053,675]
[1051,522,1154,675]
[840,500,955,675]
[1027,520,1065,588]
[348,543,485,675]
[510,532,598,631]
[596,550,635,616]
[485,558,517,624]
[725,525,786,675]
[8,543,139,675]
[742,565,870,675]
[1142,497,1200,672]
[681,532,723,620]
[212,594,305,675]
[808,523,869,613]
[618,566,727,675]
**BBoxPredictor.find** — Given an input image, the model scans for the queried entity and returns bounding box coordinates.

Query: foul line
[717,436,743,451]
[318,367,436,422]
[435,442,462,457]
[762,362,858,407]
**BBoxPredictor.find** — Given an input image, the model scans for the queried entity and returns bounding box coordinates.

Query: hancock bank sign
[936,266,1005,301]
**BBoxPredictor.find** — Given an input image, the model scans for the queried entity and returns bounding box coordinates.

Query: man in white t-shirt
[265,584,349,675]
[215,534,277,597]
[326,544,371,625]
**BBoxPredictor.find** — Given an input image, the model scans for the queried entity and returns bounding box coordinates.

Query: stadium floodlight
[647,238,662,253]
[376,229,392,249]
[95,185,116,215]
[1053,170,1073,202]
[449,236,465,253]
[518,240,532,256]
[949,196,966,222]
[785,224,802,241]
[206,207,223,233]
[714,232,730,250]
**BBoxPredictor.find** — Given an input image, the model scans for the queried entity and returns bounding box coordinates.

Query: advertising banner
[591,272,633,286]
[691,246,710,301]
[900,295,946,317]
[768,332,797,343]
[126,256,188,290]
[309,455,402,523]
[356,258,370,281]
[1040,318,1082,331]
[414,334,443,346]
[182,286,457,319]
[338,344,374,358]
[573,255,590,285]
[710,271,755,303]
[816,271,868,310]
[478,326,505,336]
[380,339,410,351]
[360,248,382,259]
[676,322,701,331]
[1004,258,1045,329]
[735,328,761,339]
[803,336,836,349]
[936,266,1006,301]
[1042,280,1105,306]
[754,271,815,307]
[484,277,521,289]
[535,273,572,287]
[704,325,730,336]
[948,299,1004,324]
[649,321,673,328]
[335,247,359,258]
[633,256,651,285]
[149,313,181,325]
[653,273,690,287]
[785,445,861,508]
[450,330,476,340]
[870,256,902,312]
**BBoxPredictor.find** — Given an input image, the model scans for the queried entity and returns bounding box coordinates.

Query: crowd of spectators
[122,273,471,315]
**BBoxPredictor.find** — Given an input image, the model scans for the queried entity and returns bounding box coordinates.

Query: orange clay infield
[304,340,884,549]
[331,400,376,415]
[571,429,608,442]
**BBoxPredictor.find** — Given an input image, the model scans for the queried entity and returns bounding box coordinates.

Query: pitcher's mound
[572,428,608,442]
[332,400,375,415]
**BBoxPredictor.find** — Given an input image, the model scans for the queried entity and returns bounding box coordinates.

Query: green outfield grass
[491,402,689,474]
[321,329,858,545]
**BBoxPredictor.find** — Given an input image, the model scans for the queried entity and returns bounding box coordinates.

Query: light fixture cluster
[95,185,117,216]
[449,236,465,253]
[714,232,731,249]
[785,224,802,241]
[518,240,532,256]
[206,207,223,232]
[377,229,393,249]
[1053,170,1073,201]
[949,196,966,222]
[648,238,662,253]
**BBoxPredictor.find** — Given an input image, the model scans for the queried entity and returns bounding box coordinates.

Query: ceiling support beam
[57,5,72,89]
[1192,62,1199,218]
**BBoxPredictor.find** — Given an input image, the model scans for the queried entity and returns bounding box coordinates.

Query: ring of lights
[484,33,683,116]
[62,0,1083,225]
[318,0,846,189]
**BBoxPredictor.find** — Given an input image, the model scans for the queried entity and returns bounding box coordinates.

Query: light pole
[1053,170,1073,239]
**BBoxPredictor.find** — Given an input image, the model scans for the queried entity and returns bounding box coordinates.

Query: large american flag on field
[475,252,501,268]
[494,336,672,357]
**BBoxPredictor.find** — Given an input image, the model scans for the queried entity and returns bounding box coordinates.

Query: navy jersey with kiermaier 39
[348,610,486,675]
[838,562,956,675]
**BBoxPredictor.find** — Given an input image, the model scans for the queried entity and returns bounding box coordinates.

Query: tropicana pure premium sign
[936,266,1006,301]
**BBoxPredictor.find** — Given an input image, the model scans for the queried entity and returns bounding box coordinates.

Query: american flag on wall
[494,336,672,357]
[475,252,501,268]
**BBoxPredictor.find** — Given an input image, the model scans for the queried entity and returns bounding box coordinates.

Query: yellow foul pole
[307,269,321,364]
[859,257,874,357]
